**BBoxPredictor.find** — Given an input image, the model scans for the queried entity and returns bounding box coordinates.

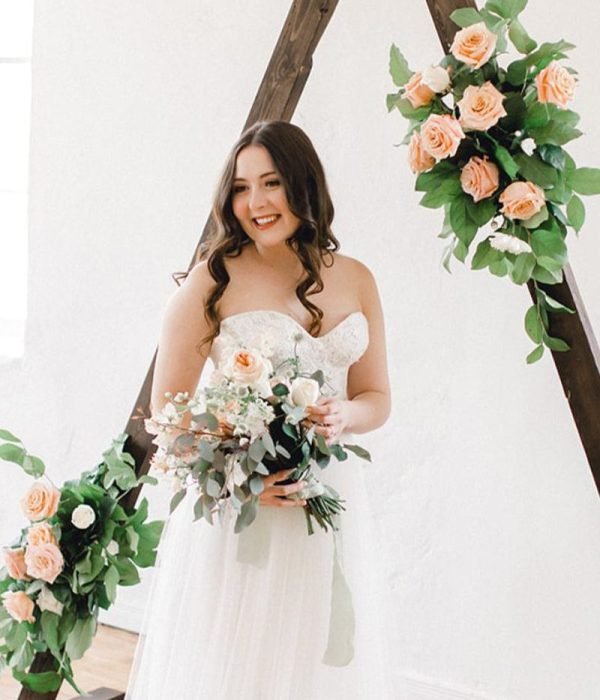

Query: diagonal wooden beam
[20,2,341,699]
[425,0,600,494]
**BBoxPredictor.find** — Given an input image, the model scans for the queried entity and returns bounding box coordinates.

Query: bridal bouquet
[387,0,600,363]
[145,338,370,536]
[0,431,163,694]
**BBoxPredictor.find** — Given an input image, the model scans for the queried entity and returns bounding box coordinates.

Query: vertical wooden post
[425,0,600,494]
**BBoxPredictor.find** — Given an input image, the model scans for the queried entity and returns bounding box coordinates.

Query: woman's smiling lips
[252,214,281,230]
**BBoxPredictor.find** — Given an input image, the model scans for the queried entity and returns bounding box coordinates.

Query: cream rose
[421,65,451,93]
[27,521,57,547]
[2,591,35,624]
[450,22,497,69]
[499,181,546,221]
[408,132,436,174]
[460,156,500,202]
[3,547,31,580]
[71,504,96,529]
[290,377,320,408]
[25,542,64,584]
[457,82,507,131]
[37,585,64,616]
[223,348,273,397]
[535,61,576,108]
[20,481,61,522]
[403,71,435,109]
[420,114,465,161]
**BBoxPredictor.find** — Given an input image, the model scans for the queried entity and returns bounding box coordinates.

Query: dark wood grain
[20,2,341,698]
[425,0,600,492]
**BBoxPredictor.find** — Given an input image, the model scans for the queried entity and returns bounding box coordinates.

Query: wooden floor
[0,624,138,700]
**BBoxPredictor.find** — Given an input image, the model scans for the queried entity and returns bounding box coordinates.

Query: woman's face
[231,144,301,250]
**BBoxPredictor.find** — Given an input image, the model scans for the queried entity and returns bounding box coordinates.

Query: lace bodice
[209,310,369,399]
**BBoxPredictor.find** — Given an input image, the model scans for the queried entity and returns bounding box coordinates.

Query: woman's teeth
[253,214,280,228]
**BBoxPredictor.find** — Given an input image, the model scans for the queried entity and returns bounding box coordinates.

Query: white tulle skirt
[125,441,393,699]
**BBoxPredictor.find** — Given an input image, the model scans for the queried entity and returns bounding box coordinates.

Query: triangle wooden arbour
[19,1,600,698]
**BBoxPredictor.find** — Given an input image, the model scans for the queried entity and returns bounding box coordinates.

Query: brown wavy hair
[174,120,340,347]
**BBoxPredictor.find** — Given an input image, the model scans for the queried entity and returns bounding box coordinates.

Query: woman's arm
[150,261,214,424]
[307,259,391,440]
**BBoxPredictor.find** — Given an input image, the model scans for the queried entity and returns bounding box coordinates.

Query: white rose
[37,585,64,616]
[106,540,119,556]
[421,64,451,93]
[71,504,96,529]
[489,233,532,255]
[290,377,320,408]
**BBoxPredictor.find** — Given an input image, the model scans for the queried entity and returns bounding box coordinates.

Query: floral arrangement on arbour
[387,0,600,363]
[145,333,371,536]
[0,431,163,695]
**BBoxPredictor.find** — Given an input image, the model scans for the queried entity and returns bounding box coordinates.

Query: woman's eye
[266,179,280,187]
[232,185,246,194]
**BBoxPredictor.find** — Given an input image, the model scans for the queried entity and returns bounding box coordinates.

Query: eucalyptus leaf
[0,443,25,467]
[543,332,570,352]
[0,429,21,443]
[526,344,544,364]
[234,497,259,534]
[169,489,187,514]
[524,305,543,343]
[343,444,372,462]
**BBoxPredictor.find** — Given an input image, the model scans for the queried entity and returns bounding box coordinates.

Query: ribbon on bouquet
[235,472,356,667]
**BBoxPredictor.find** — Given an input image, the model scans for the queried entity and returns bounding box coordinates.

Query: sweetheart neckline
[219,309,367,340]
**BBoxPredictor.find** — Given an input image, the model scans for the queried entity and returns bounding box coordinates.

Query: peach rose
[21,481,61,522]
[535,61,576,108]
[3,547,31,581]
[2,591,36,624]
[25,543,64,584]
[403,71,435,109]
[460,156,500,202]
[27,522,57,547]
[499,181,546,221]
[408,132,436,174]
[451,22,497,69]
[420,114,465,161]
[457,82,507,131]
[222,348,273,397]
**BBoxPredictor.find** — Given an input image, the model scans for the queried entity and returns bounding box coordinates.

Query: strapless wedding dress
[126,310,393,699]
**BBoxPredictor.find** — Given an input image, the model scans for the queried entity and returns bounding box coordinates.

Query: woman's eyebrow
[233,171,277,182]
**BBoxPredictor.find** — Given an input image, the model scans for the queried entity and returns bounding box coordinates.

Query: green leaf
[508,18,537,53]
[40,610,61,658]
[510,252,536,284]
[169,489,187,514]
[389,44,413,87]
[506,58,528,85]
[450,8,484,26]
[521,205,549,230]
[566,167,600,195]
[21,454,45,478]
[471,238,502,270]
[536,287,575,314]
[465,197,496,227]
[512,153,557,187]
[0,443,25,467]
[13,669,62,693]
[494,144,520,178]
[526,344,544,364]
[190,411,219,431]
[529,121,582,147]
[0,429,21,443]
[544,172,572,204]
[524,305,543,343]
[248,439,266,463]
[342,444,372,462]
[485,0,528,20]
[531,264,563,284]
[234,497,259,534]
[566,194,585,232]
[249,474,264,496]
[261,432,276,458]
[543,332,570,352]
[524,101,550,129]
[415,161,459,191]
[104,564,119,604]
[537,144,566,170]
[65,616,96,661]
[489,258,511,277]
[450,196,478,248]
[527,39,576,67]
[530,227,568,268]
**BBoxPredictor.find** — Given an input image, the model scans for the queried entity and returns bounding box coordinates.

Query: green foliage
[566,194,585,232]
[389,44,412,87]
[512,153,557,187]
[566,167,600,195]
[485,0,528,20]
[508,18,537,54]
[450,8,484,27]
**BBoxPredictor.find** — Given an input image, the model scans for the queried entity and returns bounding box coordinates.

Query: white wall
[1,1,599,698]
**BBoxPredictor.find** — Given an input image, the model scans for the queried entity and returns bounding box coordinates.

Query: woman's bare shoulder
[329,251,374,282]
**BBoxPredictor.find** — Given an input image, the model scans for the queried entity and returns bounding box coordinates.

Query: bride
[126,120,393,699]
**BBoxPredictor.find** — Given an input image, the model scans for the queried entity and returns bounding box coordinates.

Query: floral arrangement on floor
[0,430,163,694]
[145,335,371,536]
[387,0,600,363]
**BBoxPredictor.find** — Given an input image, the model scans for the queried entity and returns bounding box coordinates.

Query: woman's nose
[248,186,267,211]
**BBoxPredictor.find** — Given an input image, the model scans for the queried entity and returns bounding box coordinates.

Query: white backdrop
[1,1,599,698]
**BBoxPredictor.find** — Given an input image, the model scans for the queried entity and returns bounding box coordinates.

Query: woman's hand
[258,469,307,508]
[305,397,352,446]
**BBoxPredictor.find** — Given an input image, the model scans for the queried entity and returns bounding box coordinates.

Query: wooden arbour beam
[425,0,600,494]
[19,1,340,699]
